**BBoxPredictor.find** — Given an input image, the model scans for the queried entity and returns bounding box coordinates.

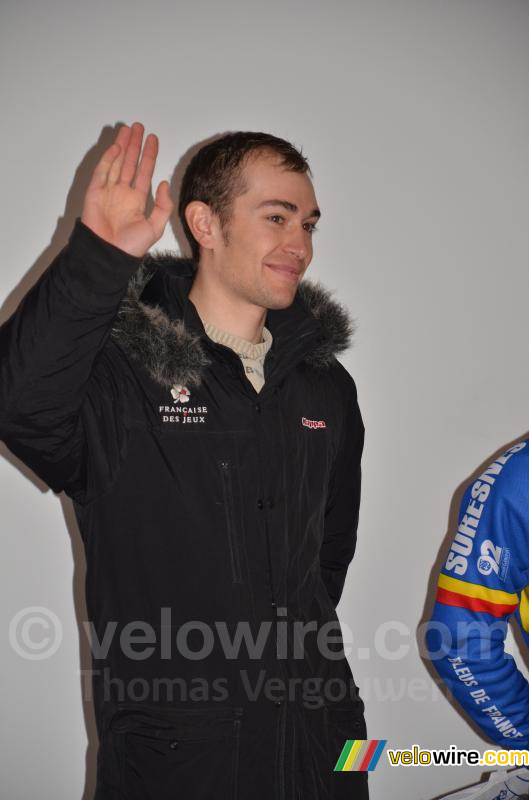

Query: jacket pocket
[110,703,243,800]
[324,698,369,798]
[218,459,243,584]
[325,696,367,750]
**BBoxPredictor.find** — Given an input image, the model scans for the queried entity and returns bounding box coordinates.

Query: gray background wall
[2,1,529,798]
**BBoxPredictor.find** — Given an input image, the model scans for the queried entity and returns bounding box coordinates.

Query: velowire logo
[334,739,387,772]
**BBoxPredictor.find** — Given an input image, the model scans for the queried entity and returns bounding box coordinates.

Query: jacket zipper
[277,701,286,800]
[265,390,286,800]
[259,512,285,799]
[232,718,241,800]
[218,460,243,584]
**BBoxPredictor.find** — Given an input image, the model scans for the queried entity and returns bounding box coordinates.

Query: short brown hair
[178,131,311,262]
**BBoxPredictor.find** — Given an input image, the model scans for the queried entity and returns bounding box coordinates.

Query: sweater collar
[203,321,273,359]
[111,253,355,390]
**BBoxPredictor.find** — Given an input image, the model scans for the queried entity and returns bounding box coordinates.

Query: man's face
[207,151,320,311]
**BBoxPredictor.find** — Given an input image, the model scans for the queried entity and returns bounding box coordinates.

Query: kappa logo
[302,416,327,430]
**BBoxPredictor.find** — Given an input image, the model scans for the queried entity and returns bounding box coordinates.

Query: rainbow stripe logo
[334,739,387,772]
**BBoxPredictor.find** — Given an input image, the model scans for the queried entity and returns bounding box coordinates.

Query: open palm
[81,122,173,257]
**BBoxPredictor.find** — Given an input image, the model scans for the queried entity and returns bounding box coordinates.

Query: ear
[184,201,222,252]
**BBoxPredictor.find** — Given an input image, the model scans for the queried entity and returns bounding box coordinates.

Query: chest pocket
[289,407,335,498]
[132,425,253,623]
[218,458,244,584]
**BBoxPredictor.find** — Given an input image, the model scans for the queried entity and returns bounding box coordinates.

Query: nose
[283,225,310,263]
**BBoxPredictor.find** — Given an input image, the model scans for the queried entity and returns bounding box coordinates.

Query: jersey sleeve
[426,441,529,748]
[319,371,364,609]
[0,220,143,503]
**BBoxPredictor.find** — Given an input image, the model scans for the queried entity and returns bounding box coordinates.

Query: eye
[304,222,318,234]
[267,214,285,224]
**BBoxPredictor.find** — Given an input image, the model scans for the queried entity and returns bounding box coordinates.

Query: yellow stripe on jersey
[438,573,518,606]
[518,587,529,634]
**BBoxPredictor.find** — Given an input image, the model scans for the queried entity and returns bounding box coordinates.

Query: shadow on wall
[1,121,238,328]
[1,125,115,327]
[1,119,287,798]
[1,123,126,800]
[0,120,231,800]
[418,431,529,800]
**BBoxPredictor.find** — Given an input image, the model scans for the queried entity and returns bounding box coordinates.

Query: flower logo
[170,384,191,403]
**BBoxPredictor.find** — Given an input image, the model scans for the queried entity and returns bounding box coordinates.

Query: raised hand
[81,122,174,257]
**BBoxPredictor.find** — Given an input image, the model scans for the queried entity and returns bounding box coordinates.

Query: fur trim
[297,280,355,369]
[111,262,211,389]
[111,256,355,388]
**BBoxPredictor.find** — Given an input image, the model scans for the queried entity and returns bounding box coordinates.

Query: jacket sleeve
[319,372,364,609]
[0,220,143,502]
[426,441,529,748]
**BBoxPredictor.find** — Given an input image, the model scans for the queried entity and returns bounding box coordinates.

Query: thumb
[149,181,174,239]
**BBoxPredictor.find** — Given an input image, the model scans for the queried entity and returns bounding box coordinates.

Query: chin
[263,290,298,311]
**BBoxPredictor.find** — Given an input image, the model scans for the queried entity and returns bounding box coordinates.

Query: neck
[188,268,267,344]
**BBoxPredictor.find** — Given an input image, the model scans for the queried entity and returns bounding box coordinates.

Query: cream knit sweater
[204,322,273,394]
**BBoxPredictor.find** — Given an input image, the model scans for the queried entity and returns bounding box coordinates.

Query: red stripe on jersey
[436,587,518,618]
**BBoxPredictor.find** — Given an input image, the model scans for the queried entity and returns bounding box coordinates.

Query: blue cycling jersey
[427,440,529,748]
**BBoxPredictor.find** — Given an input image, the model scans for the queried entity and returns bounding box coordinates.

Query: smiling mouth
[265,263,301,283]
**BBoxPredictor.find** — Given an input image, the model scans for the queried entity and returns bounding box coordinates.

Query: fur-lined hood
[111,254,355,389]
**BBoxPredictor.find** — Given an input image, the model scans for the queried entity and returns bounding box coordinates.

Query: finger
[133,133,159,196]
[86,142,122,192]
[119,121,145,185]
[148,181,174,239]
[107,125,133,184]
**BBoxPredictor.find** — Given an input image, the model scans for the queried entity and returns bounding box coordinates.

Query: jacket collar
[111,253,355,389]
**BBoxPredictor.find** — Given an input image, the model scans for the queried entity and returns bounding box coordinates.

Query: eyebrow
[256,199,321,219]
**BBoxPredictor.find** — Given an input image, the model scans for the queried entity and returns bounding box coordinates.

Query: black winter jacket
[0,220,367,799]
